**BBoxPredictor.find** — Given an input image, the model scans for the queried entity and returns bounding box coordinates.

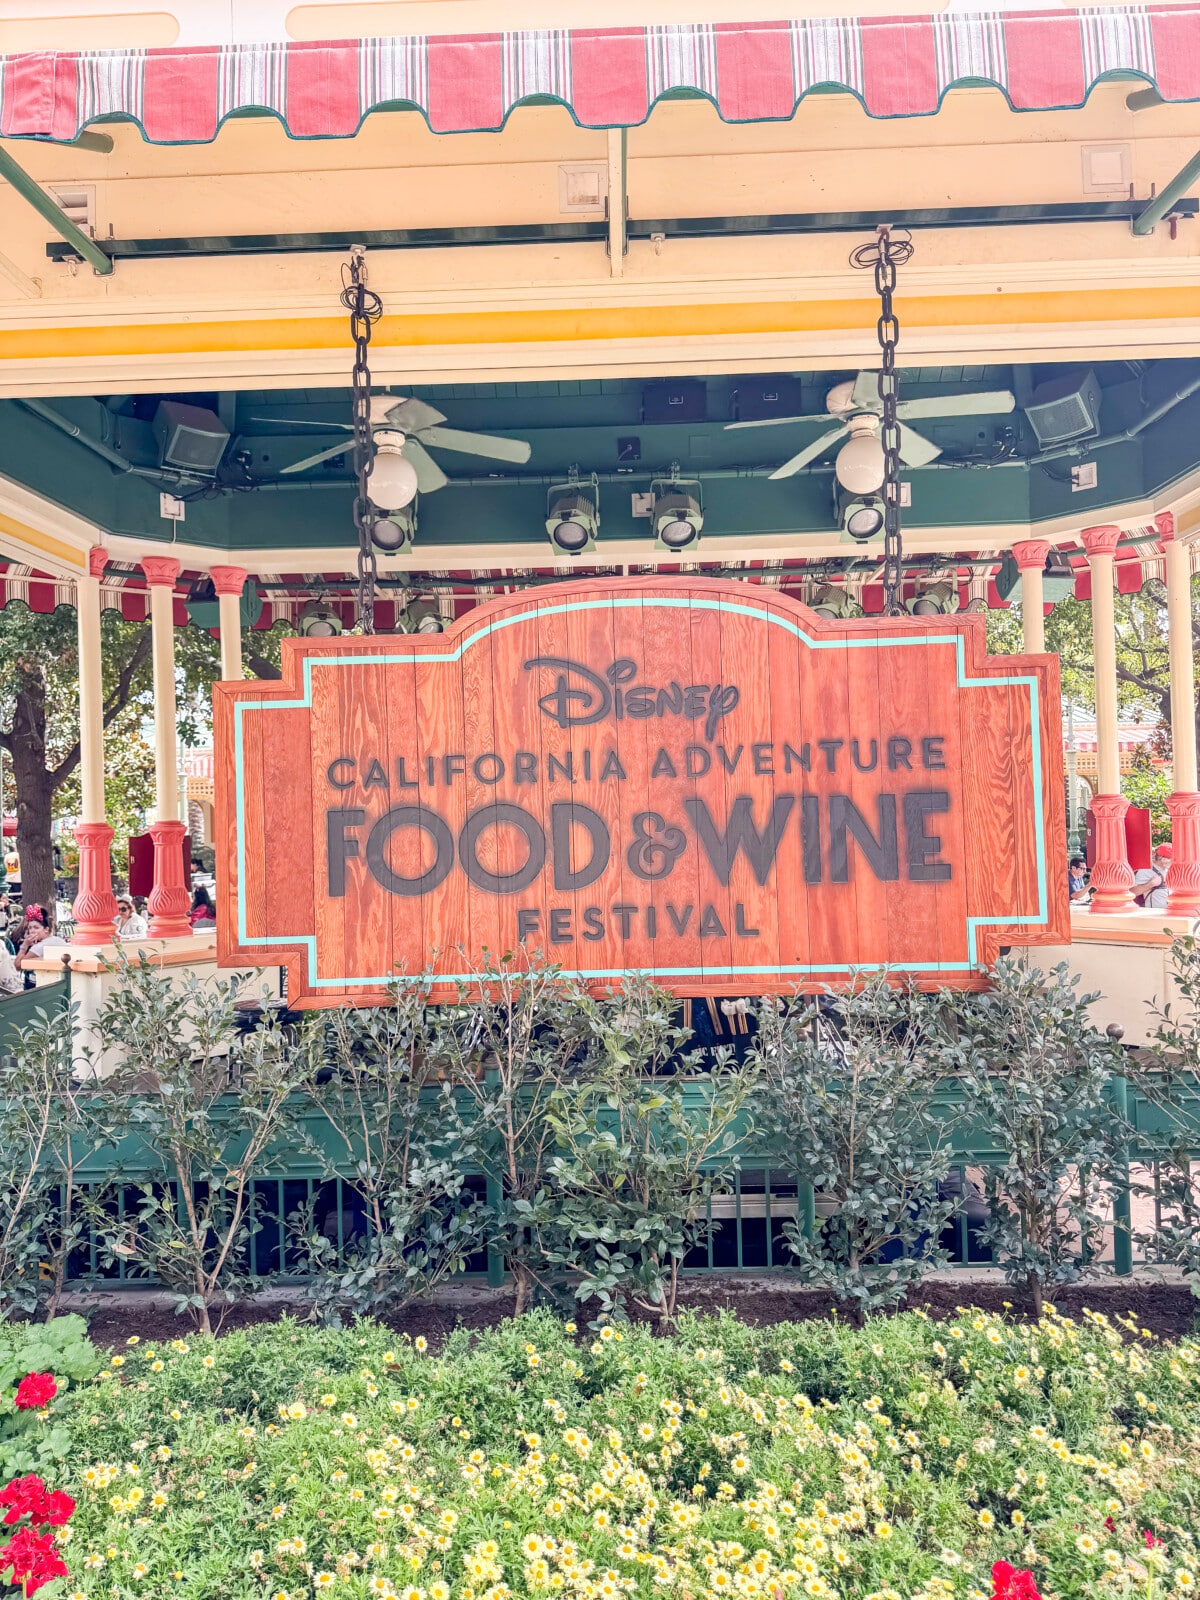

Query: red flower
[0,1527,67,1595]
[37,1493,73,1530]
[12,1376,56,1412]
[992,1561,1043,1600]
[1105,1516,1116,1533]
[1145,1531,1165,1549]
[0,1478,47,1528]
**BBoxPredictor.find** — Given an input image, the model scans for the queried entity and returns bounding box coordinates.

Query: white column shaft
[1020,564,1045,654]
[1090,551,1122,796]
[75,571,106,824]
[1166,539,1198,793]
[149,583,179,821]
[218,590,243,682]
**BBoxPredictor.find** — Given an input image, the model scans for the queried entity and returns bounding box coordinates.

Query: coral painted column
[141,556,190,939]
[1011,539,1050,654]
[71,546,119,944]
[210,565,247,683]
[1082,525,1134,913]
[1160,513,1200,915]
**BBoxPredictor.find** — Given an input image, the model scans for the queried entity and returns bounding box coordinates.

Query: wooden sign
[214,577,1068,1007]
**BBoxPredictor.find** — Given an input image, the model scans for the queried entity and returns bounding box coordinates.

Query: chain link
[340,246,383,634]
[850,226,913,616]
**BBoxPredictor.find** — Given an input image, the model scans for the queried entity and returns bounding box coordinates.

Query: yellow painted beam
[0,511,86,571]
[2,286,1200,363]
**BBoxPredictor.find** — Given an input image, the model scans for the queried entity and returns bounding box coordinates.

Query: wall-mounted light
[839,494,885,543]
[298,600,343,637]
[371,503,417,552]
[651,475,704,551]
[809,583,863,620]
[907,581,959,617]
[546,476,599,554]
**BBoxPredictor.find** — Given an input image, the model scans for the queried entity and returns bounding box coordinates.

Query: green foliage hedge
[40,1307,1200,1600]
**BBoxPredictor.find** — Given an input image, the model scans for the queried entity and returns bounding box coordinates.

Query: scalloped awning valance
[0,10,1197,142]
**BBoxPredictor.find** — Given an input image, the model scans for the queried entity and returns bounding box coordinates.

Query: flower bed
[23,1306,1200,1600]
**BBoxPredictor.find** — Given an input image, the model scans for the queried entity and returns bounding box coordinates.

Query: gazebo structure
[2,0,1200,1036]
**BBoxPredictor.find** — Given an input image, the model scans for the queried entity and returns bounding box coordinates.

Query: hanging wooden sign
[214,576,1068,1007]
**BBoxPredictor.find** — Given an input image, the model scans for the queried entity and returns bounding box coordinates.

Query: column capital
[1155,510,1176,542]
[1011,539,1051,572]
[210,565,248,597]
[1080,524,1123,559]
[140,555,181,588]
[86,545,108,579]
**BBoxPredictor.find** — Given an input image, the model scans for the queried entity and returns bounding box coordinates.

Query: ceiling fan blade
[383,397,446,432]
[898,423,942,467]
[768,425,850,479]
[725,414,831,431]
[897,390,1017,420]
[280,440,354,474]
[418,424,532,464]
[403,438,449,494]
[851,370,883,411]
[250,417,353,431]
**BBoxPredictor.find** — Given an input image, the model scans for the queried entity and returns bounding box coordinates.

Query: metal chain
[851,226,913,616]
[340,246,383,634]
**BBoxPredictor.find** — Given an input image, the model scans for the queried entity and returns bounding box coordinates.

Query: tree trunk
[9,671,57,919]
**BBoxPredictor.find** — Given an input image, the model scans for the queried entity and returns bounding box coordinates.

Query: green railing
[39,1073,1200,1289]
[0,979,69,1062]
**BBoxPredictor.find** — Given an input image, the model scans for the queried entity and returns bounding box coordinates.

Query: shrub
[92,957,298,1332]
[40,1307,1200,1600]
[1137,934,1200,1294]
[543,975,758,1325]
[752,975,960,1323]
[291,984,488,1323]
[949,959,1129,1315]
[0,1004,125,1320]
[434,952,607,1312]
[0,1315,100,1482]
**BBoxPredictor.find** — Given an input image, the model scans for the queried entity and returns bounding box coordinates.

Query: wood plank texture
[213,577,1069,1007]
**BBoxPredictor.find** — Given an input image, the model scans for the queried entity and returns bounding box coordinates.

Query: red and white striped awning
[1,9,1198,142]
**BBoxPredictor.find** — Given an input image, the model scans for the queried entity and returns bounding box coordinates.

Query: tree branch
[48,626,153,790]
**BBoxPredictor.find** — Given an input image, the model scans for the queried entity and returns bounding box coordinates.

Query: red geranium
[12,1377,56,1413]
[0,1480,47,1530]
[992,1561,1043,1600]
[0,1526,68,1595]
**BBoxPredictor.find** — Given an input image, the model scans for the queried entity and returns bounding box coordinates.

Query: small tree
[0,1004,126,1320]
[543,976,757,1326]
[436,952,604,1313]
[93,956,298,1332]
[949,958,1128,1315]
[1135,934,1200,1292]
[752,975,959,1324]
[291,982,487,1323]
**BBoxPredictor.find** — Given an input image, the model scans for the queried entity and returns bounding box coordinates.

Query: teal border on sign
[232,595,1048,989]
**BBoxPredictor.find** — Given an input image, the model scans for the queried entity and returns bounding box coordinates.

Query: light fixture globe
[658,515,700,551]
[834,429,886,495]
[369,431,419,511]
[550,518,593,554]
[844,502,884,541]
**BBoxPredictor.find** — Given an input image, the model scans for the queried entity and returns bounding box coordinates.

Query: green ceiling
[1,360,1196,556]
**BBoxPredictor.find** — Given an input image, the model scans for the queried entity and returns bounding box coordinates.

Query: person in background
[189,885,216,928]
[14,906,67,987]
[1133,843,1172,910]
[3,847,20,899]
[114,895,148,941]
[1068,857,1090,902]
[0,937,21,996]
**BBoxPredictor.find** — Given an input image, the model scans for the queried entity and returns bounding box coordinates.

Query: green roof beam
[0,143,114,276]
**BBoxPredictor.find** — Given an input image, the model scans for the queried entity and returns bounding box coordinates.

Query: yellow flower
[978,1511,995,1530]
[314,1573,336,1590]
[202,1355,215,1369]
[1176,1574,1195,1592]
[321,1394,336,1407]
[414,1337,428,1353]
[875,1523,893,1541]
[1077,1536,1099,1555]
[126,1336,140,1346]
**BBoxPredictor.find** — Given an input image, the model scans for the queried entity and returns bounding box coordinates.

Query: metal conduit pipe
[0,146,114,275]
[1133,150,1200,234]
[17,399,204,484]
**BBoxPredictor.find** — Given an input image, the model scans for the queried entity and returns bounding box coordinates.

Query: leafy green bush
[43,1307,1200,1600]
[0,1314,101,1480]
[752,976,960,1323]
[543,976,758,1325]
[291,986,487,1323]
[949,961,1129,1315]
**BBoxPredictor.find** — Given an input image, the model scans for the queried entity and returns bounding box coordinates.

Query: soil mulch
[78,1277,1198,1351]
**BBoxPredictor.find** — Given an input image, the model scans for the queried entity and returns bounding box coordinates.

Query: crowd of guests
[1068,843,1174,908]
[0,882,217,995]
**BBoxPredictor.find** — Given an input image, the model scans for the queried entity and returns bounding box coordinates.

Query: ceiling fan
[251,395,533,496]
[725,371,1017,485]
